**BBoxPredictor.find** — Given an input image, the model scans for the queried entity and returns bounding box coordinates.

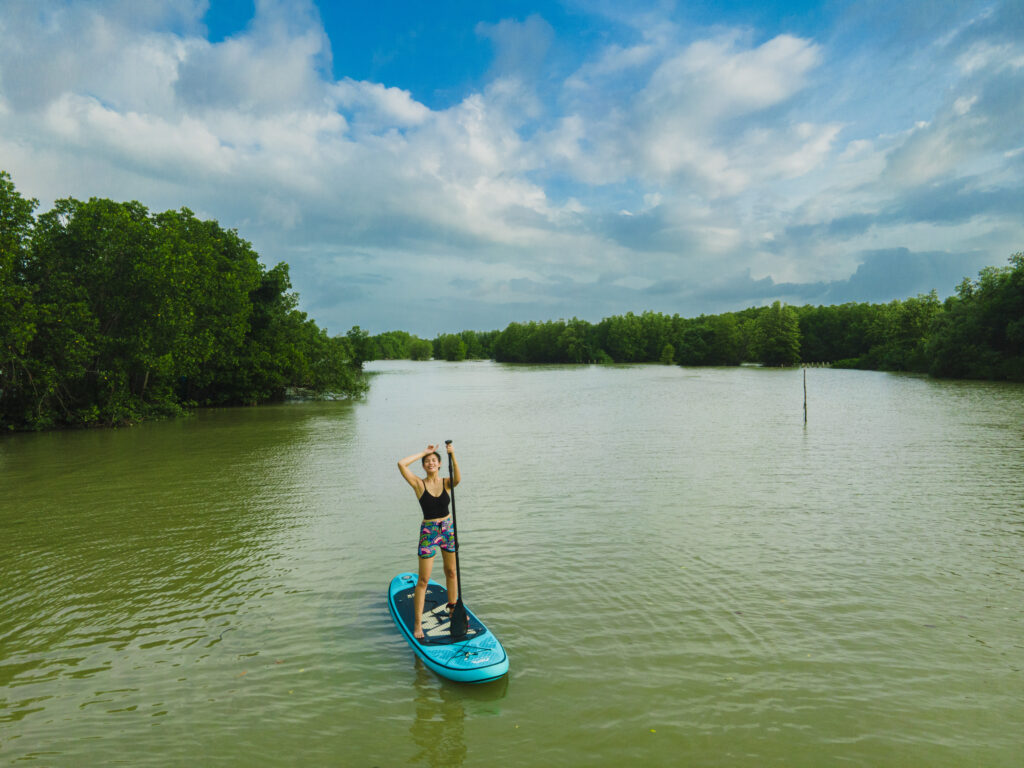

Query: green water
[2,361,1023,766]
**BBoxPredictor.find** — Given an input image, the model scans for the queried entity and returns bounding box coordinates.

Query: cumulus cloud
[331,80,430,130]
[476,14,555,81]
[176,0,331,113]
[0,1,192,111]
[0,0,1021,334]
[550,31,834,197]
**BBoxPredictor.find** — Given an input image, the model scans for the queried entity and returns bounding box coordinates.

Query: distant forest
[1,171,366,431]
[4,169,1021,434]
[368,254,1024,381]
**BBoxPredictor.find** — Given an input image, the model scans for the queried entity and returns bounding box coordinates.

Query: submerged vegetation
[1,171,366,431]
[370,254,1024,381]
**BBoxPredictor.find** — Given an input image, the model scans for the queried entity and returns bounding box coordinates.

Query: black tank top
[418,483,450,520]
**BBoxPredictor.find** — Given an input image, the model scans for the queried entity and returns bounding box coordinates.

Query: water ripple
[2,365,1023,766]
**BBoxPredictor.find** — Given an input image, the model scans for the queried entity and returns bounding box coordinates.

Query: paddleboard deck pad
[387,573,509,684]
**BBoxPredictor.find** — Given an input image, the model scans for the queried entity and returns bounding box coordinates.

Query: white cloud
[743,122,843,180]
[331,80,430,129]
[174,5,330,113]
[0,2,201,112]
[44,93,232,175]
[645,34,821,119]
[544,31,832,197]
[1,0,1022,333]
[956,41,1014,75]
[565,41,660,88]
[476,14,555,80]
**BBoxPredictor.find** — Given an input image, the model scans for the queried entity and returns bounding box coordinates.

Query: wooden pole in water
[803,367,807,424]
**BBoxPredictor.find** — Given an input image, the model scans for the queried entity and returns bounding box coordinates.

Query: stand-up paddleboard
[387,572,509,684]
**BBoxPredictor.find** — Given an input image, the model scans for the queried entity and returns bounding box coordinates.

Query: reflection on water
[411,661,467,767]
[408,659,510,768]
[2,362,1023,767]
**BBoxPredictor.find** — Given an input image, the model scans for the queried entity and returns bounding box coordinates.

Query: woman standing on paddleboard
[398,442,461,639]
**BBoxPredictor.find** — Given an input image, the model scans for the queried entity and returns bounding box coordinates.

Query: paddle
[445,440,468,639]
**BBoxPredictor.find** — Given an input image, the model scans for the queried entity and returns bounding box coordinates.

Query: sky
[1,1,1023,337]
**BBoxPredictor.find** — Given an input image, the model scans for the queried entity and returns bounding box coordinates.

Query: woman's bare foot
[413,627,424,640]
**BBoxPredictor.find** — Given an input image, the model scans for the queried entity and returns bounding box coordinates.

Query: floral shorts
[418,518,455,559]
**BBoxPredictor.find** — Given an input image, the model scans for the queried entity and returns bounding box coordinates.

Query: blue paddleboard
[387,572,509,684]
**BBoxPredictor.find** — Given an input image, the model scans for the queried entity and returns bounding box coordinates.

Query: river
[2,360,1022,766]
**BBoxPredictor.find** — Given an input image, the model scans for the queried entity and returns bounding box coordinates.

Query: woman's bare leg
[413,555,433,639]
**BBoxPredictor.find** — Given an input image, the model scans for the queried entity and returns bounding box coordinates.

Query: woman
[397,442,461,639]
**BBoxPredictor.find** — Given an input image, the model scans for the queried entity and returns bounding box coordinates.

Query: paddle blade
[449,599,468,639]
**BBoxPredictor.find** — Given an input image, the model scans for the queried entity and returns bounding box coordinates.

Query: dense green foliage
[481,312,755,365]
[368,329,499,362]
[369,330,433,361]
[433,330,499,361]
[926,257,1024,379]
[751,301,802,366]
[1,172,365,431]
[366,254,1024,382]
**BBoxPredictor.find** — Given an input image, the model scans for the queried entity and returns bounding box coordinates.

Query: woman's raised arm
[397,445,435,491]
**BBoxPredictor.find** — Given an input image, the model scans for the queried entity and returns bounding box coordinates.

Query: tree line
[368,254,1024,381]
[366,328,500,364]
[5,166,1019,434]
[1,171,366,431]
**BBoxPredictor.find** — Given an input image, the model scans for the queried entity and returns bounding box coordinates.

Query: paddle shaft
[445,440,467,637]
[445,441,464,595]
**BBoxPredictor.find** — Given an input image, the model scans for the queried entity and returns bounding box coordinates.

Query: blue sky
[1,1,1022,336]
